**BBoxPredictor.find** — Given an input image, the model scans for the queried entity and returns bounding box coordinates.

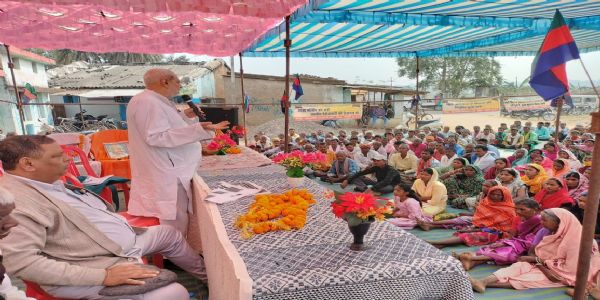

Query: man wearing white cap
[354,143,377,170]
[341,152,401,195]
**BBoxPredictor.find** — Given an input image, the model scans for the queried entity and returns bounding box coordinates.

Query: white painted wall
[0,54,53,134]
[196,73,216,98]
[0,55,50,88]
[50,95,122,121]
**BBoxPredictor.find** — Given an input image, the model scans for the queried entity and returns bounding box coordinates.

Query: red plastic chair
[23,280,69,300]
[61,145,130,207]
[89,130,131,179]
[62,145,98,177]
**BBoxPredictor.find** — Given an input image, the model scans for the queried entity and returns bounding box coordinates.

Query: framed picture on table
[104,142,129,159]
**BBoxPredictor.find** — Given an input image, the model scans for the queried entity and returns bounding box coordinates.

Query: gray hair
[514,198,541,210]
[143,68,176,87]
[542,209,560,224]
[0,186,15,206]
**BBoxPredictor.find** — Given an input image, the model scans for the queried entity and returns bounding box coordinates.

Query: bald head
[144,68,175,86]
[143,68,181,98]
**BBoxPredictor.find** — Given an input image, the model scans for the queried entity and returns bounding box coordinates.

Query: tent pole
[283,16,291,153]
[415,55,420,130]
[554,97,562,143]
[239,53,248,146]
[573,58,600,300]
[78,99,84,123]
[4,44,26,134]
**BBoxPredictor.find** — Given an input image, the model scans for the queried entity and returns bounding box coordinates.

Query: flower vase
[231,134,240,145]
[287,176,304,188]
[348,222,372,251]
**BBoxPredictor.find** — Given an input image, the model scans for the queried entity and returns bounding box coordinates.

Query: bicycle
[520,108,556,121]
[410,105,434,121]
[54,117,80,132]
[403,107,435,128]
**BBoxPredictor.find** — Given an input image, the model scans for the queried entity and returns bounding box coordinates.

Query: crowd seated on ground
[250,120,599,296]
[251,121,592,206]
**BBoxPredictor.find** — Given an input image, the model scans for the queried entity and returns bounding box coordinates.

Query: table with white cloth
[192,159,474,300]
[199,146,273,172]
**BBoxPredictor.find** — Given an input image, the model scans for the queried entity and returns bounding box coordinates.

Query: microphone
[182,95,205,120]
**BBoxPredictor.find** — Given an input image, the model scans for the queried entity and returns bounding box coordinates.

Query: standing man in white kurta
[127,69,229,234]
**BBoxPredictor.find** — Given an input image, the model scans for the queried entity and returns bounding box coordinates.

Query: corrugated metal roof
[50,59,227,89]
[51,89,143,98]
[344,84,421,95]
[226,72,346,85]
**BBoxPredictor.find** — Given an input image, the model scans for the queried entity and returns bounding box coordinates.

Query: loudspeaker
[201,107,239,127]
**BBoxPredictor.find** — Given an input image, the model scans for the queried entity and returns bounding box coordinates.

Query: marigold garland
[235,189,315,239]
[225,147,242,154]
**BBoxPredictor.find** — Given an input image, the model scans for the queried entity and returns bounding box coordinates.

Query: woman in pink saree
[455,198,543,270]
[469,208,600,294]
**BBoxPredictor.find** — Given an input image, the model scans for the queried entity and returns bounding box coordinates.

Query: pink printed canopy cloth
[0,0,307,56]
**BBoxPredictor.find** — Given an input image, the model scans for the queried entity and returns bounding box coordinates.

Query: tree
[164,55,190,64]
[496,78,533,96]
[396,57,503,97]
[27,49,163,65]
[52,50,103,65]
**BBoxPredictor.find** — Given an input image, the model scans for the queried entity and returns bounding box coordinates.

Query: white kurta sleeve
[179,110,200,125]
[134,103,213,148]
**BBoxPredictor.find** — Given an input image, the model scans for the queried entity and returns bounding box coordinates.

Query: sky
[189,52,600,88]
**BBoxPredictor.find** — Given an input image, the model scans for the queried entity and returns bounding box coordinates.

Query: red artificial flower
[331,202,346,218]
[231,126,246,137]
[331,192,392,222]
[272,150,327,169]
[339,192,377,212]
[206,133,237,152]
[207,141,220,151]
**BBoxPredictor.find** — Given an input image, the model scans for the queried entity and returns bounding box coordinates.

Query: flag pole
[415,55,420,130]
[554,96,563,143]
[239,53,248,146]
[283,15,291,153]
[573,57,600,300]
[4,44,26,134]
[579,58,600,98]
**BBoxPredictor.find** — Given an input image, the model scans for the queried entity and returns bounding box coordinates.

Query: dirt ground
[247,111,592,139]
[327,111,591,135]
[435,111,590,130]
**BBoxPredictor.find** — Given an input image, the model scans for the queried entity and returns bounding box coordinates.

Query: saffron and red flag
[529,9,579,106]
[292,74,303,100]
[280,90,288,113]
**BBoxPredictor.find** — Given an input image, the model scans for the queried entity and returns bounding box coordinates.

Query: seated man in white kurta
[127,69,229,233]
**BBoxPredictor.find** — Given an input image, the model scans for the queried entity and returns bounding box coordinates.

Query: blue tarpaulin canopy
[244,0,600,57]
